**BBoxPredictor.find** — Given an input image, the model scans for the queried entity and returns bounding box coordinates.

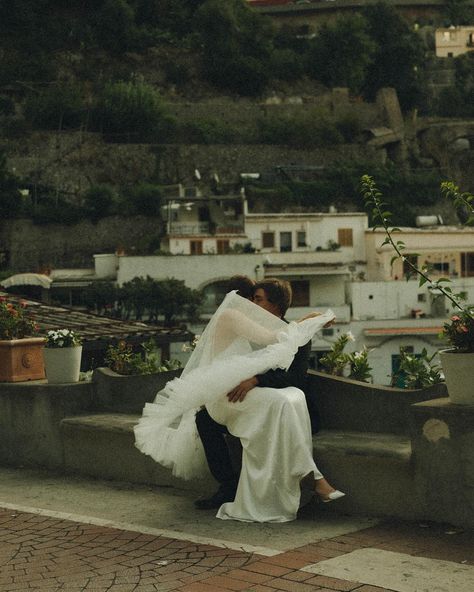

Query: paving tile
[224,568,273,584]
[197,574,252,590]
[260,577,318,592]
[305,574,360,590]
[244,561,294,577]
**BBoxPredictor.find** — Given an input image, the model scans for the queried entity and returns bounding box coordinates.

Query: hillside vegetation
[1,0,474,232]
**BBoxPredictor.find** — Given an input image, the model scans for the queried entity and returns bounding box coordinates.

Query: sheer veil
[134,291,335,480]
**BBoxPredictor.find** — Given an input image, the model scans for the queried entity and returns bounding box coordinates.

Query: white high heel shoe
[319,490,345,503]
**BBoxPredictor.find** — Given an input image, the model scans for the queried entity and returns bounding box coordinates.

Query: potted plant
[43,329,83,384]
[0,296,45,382]
[361,177,474,404]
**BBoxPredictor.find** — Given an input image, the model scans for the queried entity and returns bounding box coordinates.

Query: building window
[291,280,310,306]
[297,231,307,248]
[280,231,292,252]
[217,239,230,254]
[190,240,203,255]
[461,252,474,277]
[337,228,353,247]
[403,254,418,277]
[262,231,275,249]
[432,262,449,273]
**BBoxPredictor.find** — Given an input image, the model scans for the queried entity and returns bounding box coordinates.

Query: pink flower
[451,315,461,322]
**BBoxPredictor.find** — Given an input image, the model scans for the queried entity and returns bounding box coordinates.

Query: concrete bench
[60,413,418,519]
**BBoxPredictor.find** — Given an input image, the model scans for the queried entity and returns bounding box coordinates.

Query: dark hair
[254,278,292,316]
[227,275,255,299]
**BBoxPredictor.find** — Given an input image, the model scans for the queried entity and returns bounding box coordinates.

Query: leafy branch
[360,175,466,313]
[441,181,474,225]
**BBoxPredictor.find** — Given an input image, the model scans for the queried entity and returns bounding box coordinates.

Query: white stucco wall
[365,227,474,281]
[245,212,367,260]
[117,254,263,289]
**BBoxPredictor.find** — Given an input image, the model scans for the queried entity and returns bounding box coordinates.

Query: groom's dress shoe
[194,488,236,510]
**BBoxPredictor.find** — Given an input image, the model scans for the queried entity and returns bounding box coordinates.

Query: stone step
[60,414,417,519]
[60,413,215,495]
[313,430,417,519]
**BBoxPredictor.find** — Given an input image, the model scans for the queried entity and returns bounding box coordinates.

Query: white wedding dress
[134,291,335,523]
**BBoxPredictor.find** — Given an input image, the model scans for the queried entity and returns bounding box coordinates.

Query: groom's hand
[227,376,258,403]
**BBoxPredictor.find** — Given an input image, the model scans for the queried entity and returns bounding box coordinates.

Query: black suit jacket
[255,340,319,433]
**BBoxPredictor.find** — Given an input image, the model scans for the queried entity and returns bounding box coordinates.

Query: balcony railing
[168,222,210,235]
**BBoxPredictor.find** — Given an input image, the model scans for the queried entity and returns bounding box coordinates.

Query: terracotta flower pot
[0,337,46,382]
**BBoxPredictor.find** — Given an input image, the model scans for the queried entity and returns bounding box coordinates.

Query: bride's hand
[297,311,335,328]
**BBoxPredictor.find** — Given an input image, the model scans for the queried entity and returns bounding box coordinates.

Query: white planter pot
[439,349,474,405]
[43,346,83,384]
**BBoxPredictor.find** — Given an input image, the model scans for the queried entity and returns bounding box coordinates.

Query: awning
[364,326,443,337]
[0,273,52,289]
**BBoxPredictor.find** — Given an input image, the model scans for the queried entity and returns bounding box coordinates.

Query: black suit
[195,339,319,494]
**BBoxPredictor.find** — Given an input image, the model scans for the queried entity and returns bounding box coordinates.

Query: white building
[98,208,474,385]
[435,25,474,58]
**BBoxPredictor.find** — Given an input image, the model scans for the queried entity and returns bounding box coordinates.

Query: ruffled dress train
[134,292,334,522]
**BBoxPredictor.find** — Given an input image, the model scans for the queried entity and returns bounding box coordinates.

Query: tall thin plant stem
[360,175,465,313]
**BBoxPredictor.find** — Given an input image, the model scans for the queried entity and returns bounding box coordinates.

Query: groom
[194,277,319,510]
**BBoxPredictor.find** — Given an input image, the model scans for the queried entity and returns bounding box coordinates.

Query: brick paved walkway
[1,507,473,592]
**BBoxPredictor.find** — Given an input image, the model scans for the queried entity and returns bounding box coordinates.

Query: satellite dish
[194,169,201,180]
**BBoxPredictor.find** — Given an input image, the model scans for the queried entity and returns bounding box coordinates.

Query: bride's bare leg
[314,477,337,497]
[302,473,345,502]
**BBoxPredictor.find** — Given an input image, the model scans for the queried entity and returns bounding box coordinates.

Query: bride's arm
[297,311,335,327]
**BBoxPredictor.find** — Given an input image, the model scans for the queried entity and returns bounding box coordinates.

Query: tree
[83,185,117,222]
[308,14,375,94]
[0,151,22,218]
[123,183,163,216]
[94,81,175,142]
[444,0,474,25]
[154,278,203,325]
[195,0,274,95]
[362,3,426,111]
[95,0,135,53]
[118,276,203,324]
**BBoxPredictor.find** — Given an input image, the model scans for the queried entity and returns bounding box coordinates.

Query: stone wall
[5,131,384,194]
[0,215,163,271]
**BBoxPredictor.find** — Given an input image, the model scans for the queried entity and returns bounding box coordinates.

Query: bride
[134,289,343,523]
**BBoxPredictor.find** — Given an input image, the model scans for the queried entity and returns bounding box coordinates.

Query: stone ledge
[61,413,138,434]
[313,430,411,462]
[61,415,412,463]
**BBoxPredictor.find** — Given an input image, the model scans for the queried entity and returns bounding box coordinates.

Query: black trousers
[195,390,319,492]
[195,407,238,493]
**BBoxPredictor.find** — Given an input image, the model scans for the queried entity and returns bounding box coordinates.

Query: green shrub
[24,84,85,130]
[258,111,343,148]
[335,113,363,143]
[123,183,163,216]
[105,339,182,375]
[94,81,176,142]
[269,48,304,82]
[0,96,15,116]
[0,152,22,218]
[0,117,30,139]
[164,61,191,86]
[95,0,136,53]
[83,185,117,222]
[181,119,240,144]
[31,197,84,225]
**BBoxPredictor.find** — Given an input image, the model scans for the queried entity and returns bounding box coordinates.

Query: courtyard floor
[0,467,473,592]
